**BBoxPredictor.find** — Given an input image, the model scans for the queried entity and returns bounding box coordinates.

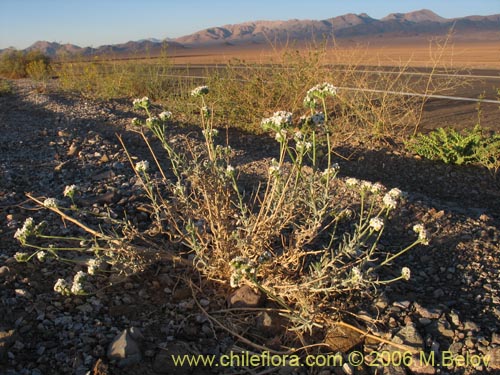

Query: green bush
[0,50,51,78]
[407,125,500,174]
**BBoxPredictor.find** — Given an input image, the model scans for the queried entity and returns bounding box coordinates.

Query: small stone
[67,142,80,156]
[0,266,12,278]
[491,332,500,345]
[419,318,432,326]
[75,304,93,314]
[172,287,191,302]
[464,321,480,332]
[256,311,286,337]
[437,319,454,339]
[199,298,210,307]
[486,347,500,370]
[227,285,264,308]
[449,342,463,354]
[414,303,442,319]
[448,310,461,327]
[393,300,411,309]
[107,328,142,367]
[153,343,191,375]
[433,289,445,298]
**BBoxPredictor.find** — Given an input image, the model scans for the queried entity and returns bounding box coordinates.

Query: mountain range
[2,9,499,58]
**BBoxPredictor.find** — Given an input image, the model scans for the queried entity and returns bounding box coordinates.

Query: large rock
[107,327,143,367]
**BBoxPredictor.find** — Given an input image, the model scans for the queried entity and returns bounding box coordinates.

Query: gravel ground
[0,80,499,375]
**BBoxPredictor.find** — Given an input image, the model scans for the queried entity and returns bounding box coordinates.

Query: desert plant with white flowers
[15,84,431,345]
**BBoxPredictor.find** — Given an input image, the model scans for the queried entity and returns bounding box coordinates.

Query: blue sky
[1,0,499,49]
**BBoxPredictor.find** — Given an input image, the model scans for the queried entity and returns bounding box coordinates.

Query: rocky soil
[0,80,499,375]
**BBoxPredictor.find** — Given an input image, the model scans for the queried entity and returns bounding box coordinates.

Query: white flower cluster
[135,160,149,173]
[63,184,78,199]
[202,128,219,138]
[159,111,172,121]
[145,116,160,128]
[71,271,87,295]
[191,85,209,97]
[133,96,150,109]
[225,165,235,177]
[87,258,104,275]
[304,83,337,108]
[229,256,256,288]
[261,111,293,132]
[131,117,141,126]
[296,140,312,153]
[14,251,30,262]
[201,106,211,117]
[369,217,384,232]
[345,177,360,187]
[401,267,411,281]
[383,188,406,210]
[36,251,47,262]
[43,198,58,208]
[413,224,430,245]
[322,163,340,179]
[294,131,304,141]
[268,158,281,177]
[343,266,363,287]
[14,217,35,245]
[54,278,71,296]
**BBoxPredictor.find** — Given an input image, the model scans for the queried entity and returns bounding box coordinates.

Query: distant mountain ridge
[2,9,499,58]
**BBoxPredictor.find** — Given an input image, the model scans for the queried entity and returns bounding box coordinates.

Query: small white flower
[361,180,374,191]
[304,83,337,108]
[36,251,47,262]
[388,188,404,199]
[43,198,58,208]
[14,252,30,262]
[14,217,35,244]
[87,258,103,275]
[71,271,87,295]
[370,182,385,194]
[191,85,209,97]
[294,131,304,141]
[383,193,398,209]
[413,224,430,245]
[401,267,411,281]
[274,129,287,143]
[202,128,218,138]
[201,106,211,116]
[54,279,71,296]
[63,184,78,199]
[158,111,172,121]
[322,164,340,178]
[145,116,159,127]
[268,159,281,176]
[296,140,312,153]
[131,117,141,126]
[369,217,384,231]
[225,165,235,177]
[230,273,242,288]
[133,97,150,109]
[345,177,359,187]
[261,111,293,132]
[135,160,149,173]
